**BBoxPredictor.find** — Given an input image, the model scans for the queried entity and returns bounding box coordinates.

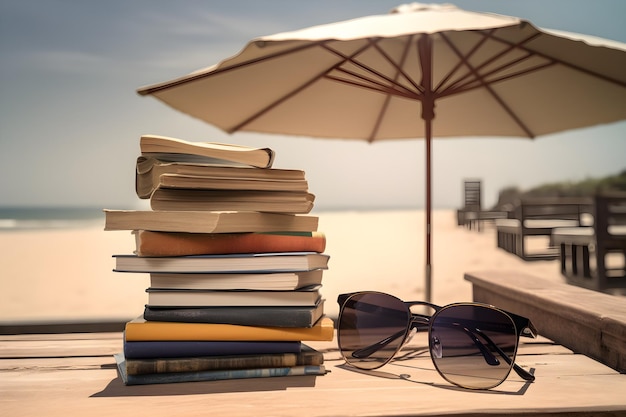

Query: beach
[0,209,567,324]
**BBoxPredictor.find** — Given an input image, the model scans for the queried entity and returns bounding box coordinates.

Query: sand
[0,209,566,323]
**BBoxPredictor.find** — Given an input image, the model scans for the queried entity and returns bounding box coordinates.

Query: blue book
[123,339,301,359]
[114,352,326,385]
[143,298,325,327]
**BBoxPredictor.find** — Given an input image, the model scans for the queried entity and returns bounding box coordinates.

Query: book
[103,210,319,233]
[124,344,323,375]
[148,173,310,197]
[115,352,326,385]
[113,252,330,274]
[124,340,302,359]
[147,270,324,291]
[134,230,327,256]
[149,188,315,214]
[136,156,307,199]
[143,299,326,328]
[145,286,322,307]
[140,134,275,168]
[124,315,335,341]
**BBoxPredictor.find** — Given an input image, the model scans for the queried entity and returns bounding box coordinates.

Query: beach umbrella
[137,3,626,302]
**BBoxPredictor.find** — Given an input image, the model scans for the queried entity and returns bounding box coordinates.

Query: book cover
[134,230,326,256]
[125,344,323,375]
[124,315,335,342]
[115,352,326,385]
[149,188,315,214]
[139,135,275,168]
[136,156,306,199]
[143,299,325,327]
[123,339,302,359]
[155,173,309,193]
[113,252,330,274]
[147,270,324,291]
[103,210,319,234]
[145,286,322,307]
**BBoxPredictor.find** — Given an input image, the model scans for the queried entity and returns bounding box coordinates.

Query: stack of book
[104,135,334,385]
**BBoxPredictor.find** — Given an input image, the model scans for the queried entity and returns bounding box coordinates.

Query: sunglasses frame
[336,291,537,390]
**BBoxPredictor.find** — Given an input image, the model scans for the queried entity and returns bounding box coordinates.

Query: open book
[140,135,275,168]
[136,157,306,199]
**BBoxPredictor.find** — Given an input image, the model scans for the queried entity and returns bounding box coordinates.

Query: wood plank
[465,270,626,373]
[0,332,121,342]
[0,338,121,358]
[1,332,624,416]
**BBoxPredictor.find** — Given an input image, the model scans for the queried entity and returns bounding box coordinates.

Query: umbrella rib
[441,32,536,137]
[442,53,554,95]
[369,34,416,141]
[325,73,416,99]
[448,61,557,96]
[437,30,543,95]
[229,40,380,132]
[433,29,496,95]
[321,40,421,98]
[372,36,424,95]
[490,32,626,88]
[138,41,326,95]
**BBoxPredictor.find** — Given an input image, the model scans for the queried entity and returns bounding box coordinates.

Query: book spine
[149,189,315,214]
[122,364,326,385]
[103,210,319,233]
[124,317,334,342]
[149,196,314,214]
[144,289,320,308]
[125,349,323,375]
[143,305,320,328]
[135,230,326,256]
[123,340,302,359]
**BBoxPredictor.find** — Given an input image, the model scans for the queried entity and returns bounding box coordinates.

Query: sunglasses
[336,291,537,390]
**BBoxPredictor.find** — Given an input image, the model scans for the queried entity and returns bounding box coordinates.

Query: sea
[0,206,105,231]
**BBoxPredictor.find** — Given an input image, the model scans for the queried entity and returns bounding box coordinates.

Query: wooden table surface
[1,331,625,417]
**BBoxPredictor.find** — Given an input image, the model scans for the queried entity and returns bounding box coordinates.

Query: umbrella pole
[425,117,432,303]
[419,34,435,303]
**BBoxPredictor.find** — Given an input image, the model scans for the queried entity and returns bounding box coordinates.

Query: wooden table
[2,330,625,416]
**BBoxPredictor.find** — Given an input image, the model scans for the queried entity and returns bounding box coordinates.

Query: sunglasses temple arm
[351,315,430,359]
[474,328,535,382]
[351,329,406,358]
[513,362,535,381]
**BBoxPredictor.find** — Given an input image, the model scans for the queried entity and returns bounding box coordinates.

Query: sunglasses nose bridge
[409,314,430,330]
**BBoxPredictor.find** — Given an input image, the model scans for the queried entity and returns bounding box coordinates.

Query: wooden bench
[465,269,626,373]
[495,197,593,261]
[552,193,626,293]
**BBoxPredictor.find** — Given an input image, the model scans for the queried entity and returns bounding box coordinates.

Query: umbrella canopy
[137,3,626,302]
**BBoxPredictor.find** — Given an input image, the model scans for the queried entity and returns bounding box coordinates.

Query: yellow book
[124,316,334,342]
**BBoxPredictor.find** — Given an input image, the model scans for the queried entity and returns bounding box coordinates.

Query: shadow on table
[91,364,320,397]
[336,346,535,396]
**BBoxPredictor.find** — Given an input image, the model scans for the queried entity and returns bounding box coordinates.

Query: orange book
[134,230,326,256]
[124,316,335,342]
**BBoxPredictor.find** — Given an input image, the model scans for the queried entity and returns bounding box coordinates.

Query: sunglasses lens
[337,292,410,370]
[429,304,518,389]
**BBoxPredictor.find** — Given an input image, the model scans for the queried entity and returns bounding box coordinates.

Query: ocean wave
[0,218,102,231]
[0,207,103,231]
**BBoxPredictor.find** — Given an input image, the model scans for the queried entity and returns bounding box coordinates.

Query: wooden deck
[2,327,625,416]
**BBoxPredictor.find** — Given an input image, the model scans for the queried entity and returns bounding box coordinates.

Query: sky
[1,0,625,211]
